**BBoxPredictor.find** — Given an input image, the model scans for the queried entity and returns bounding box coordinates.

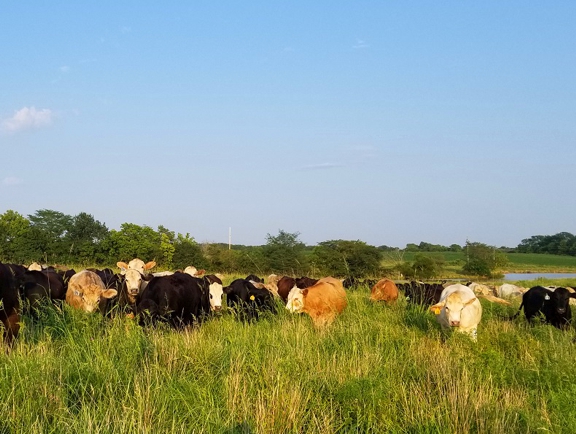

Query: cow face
[286,286,304,313]
[551,288,574,315]
[209,282,224,311]
[124,269,144,303]
[73,287,117,313]
[434,293,477,327]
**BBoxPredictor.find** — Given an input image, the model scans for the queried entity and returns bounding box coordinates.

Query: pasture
[383,252,576,277]
[1,279,576,433]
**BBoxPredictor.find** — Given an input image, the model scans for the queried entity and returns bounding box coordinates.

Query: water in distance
[504,273,576,281]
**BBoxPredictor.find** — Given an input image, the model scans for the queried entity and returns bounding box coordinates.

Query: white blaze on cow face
[209,282,224,311]
[286,286,304,313]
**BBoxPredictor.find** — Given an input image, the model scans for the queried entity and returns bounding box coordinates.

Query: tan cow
[286,277,347,328]
[66,270,118,313]
[117,259,156,275]
[430,284,483,341]
[467,282,495,296]
[370,278,399,303]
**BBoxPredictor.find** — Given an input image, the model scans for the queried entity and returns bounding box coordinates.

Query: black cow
[18,270,66,312]
[245,274,263,283]
[0,262,20,345]
[136,272,211,327]
[515,286,576,329]
[224,279,276,321]
[398,281,444,305]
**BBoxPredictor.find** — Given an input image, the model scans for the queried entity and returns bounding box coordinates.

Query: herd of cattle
[1,258,576,346]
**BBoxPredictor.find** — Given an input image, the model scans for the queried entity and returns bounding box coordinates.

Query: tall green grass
[1,289,576,432]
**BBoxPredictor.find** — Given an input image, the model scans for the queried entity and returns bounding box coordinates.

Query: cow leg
[1,311,20,347]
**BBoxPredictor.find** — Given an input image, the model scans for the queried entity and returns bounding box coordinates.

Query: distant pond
[504,273,576,281]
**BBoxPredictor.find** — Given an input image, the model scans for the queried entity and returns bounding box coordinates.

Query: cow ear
[302,288,309,296]
[223,286,232,294]
[464,297,478,306]
[117,262,128,271]
[570,291,576,298]
[429,301,445,314]
[102,289,118,299]
[144,261,156,270]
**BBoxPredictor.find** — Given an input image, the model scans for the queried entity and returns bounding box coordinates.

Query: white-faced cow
[66,270,118,313]
[117,259,156,275]
[430,284,483,341]
[286,277,347,328]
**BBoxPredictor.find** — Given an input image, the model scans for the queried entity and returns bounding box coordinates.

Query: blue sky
[1,1,575,247]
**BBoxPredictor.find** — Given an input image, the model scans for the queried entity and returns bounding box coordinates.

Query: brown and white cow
[286,277,348,327]
[66,270,118,313]
[370,278,399,304]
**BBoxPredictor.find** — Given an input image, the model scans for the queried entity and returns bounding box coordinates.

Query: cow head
[286,285,304,313]
[117,259,156,275]
[73,286,117,313]
[431,293,477,327]
[184,266,198,276]
[551,288,575,315]
[204,275,224,312]
[123,269,146,303]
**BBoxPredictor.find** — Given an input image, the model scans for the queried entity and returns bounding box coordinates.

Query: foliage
[517,232,576,256]
[173,234,206,270]
[312,239,382,278]
[397,253,445,279]
[462,241,509,277]
[262,230,307,274]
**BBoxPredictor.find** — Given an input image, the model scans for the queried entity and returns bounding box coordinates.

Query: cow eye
[210,294,213,299]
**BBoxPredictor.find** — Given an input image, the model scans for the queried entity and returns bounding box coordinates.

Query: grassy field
[2,280,576,433]
[381,251,576,277]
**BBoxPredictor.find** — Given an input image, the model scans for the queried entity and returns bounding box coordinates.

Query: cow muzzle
[450,320,460,327]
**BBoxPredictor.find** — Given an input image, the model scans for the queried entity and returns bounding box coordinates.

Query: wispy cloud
[299,162,344,171]
[3,177,22,186]
[1,107,54,133]
[60,65,70,73]
[353,39,369,49]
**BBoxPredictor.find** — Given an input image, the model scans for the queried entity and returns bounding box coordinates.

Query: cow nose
[213,306,222,312]
[450,320,460,327]
[558,308,566,314]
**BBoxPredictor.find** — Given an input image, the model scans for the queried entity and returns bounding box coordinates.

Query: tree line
[0,208,572,278]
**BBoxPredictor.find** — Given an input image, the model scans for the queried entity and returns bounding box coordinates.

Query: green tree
[64,212,109,264]
[462,241,509,277]
[312,240,382,278]
[105,223,161,264]
[0,210,44,263]
[262,230,307,274]
[28,209,74,262]
[173,233,207,270]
